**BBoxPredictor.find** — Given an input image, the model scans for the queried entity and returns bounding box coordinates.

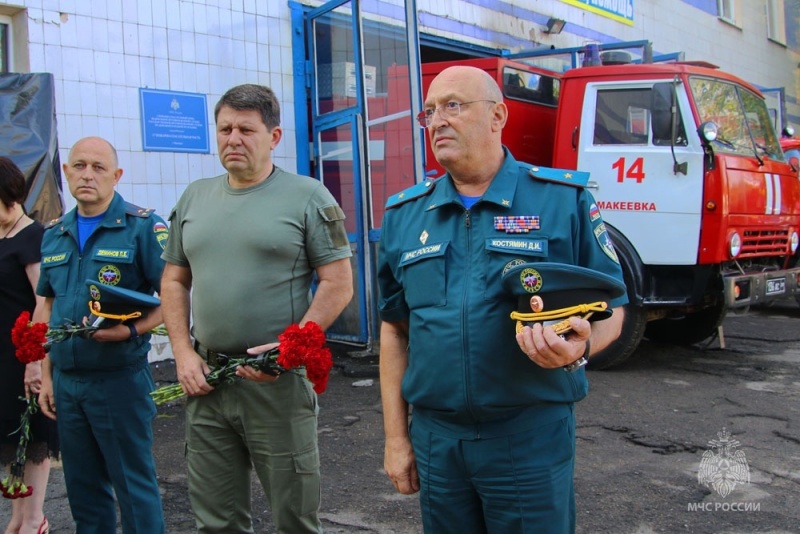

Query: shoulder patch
[528,166,589,188]
[386,179,437,210]
[45,216,63,229]
[125,202,154,218]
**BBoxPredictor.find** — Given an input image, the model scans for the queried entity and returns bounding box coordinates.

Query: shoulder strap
[528,166,588,188]
[386,179,437,210]
[45,216,63,229]
[125,202,154,218]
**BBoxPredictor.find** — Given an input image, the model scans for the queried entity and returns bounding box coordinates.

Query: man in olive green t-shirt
[161,84,353,533]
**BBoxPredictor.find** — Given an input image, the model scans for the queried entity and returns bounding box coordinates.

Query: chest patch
[399,242,448,266]
[41,252,70,266]
[98,264,122,285]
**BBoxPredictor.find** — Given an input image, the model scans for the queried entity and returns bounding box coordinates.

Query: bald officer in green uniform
[378,66,628,533]
[38,137,167,533]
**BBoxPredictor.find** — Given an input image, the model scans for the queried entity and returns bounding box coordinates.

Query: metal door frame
[291,0,371,344]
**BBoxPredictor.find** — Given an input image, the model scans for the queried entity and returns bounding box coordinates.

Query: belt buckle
[213,352,229,367]
[195,341,230,368]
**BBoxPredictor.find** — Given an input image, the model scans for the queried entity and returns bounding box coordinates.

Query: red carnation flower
[151,321,335,404]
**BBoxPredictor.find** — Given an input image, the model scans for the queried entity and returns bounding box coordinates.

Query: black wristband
[563,339,590,372]
[128,323,139,340]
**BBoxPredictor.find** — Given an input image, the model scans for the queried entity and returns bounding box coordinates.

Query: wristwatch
[128,323,139,341]
[563,339,590,372]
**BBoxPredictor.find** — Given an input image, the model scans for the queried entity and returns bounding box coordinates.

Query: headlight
[698,121,718,142]
[729,232,742,258]
[791,231,799,253]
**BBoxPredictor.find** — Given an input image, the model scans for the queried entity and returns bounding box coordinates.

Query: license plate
[766,277,786,295]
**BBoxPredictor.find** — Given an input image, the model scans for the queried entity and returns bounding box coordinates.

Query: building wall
[412,0,799,129]
[2,0,797,358]
[5,0,298,217]
[3,0,798,216]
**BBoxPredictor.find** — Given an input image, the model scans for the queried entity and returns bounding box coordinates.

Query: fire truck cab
[421,45,800,367]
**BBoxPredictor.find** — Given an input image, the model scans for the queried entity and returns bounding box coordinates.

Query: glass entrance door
[306,0,371,344]
[296,0,417,346]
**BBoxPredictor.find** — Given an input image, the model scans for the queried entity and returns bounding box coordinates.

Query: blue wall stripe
[680,0,717,16]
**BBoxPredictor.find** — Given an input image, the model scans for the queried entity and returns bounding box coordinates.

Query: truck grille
[739,228,789,258]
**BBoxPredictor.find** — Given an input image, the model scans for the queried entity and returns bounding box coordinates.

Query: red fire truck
[419,43,800,368]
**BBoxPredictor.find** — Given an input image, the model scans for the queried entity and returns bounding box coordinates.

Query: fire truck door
[577,81,705,265]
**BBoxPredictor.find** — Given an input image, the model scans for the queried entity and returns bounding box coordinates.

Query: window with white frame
[767,0,787,44]
[0,15,10,73]
[717,0,737,25]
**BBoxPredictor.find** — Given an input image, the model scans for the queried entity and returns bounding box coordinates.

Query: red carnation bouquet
[151,321,334,405]
[11,310,100,359]
[4,310,122,499]
[2,311,55,499]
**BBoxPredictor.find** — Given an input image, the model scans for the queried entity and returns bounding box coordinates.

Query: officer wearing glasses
[377,65,627,533]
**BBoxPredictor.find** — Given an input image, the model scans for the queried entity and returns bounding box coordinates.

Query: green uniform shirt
[378,150,627,432]
[162,167,352,352]
[37,193,168,371]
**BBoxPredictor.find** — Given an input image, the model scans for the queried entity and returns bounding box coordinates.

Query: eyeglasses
[416,100,497,128]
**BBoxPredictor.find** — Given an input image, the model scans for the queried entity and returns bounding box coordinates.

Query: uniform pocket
[318,204,349,249]
[399,242,448,308]
[40,251,73,297]
[291,447,321,516]
[91,247,136,264]
[88,246,136,287]
[483,237,549,300]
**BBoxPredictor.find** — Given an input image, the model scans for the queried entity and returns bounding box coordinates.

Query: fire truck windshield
[689,76,784,161]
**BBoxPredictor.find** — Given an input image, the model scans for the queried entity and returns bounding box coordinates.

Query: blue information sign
[139,88,210,153]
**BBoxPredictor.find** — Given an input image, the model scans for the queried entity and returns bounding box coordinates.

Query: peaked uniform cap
[501,262,626,334]
[85,280,160,328]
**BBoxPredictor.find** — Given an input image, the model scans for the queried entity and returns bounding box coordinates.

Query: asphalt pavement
[3,301,800,533]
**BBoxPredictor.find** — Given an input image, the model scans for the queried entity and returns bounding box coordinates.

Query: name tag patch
[486,238,548,257]
[94,248,133,260]
[399,242,448,266]
[41,252,70,266]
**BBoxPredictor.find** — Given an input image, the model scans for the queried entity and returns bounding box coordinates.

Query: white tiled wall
[20,0,298,218]
[9,0,800,221]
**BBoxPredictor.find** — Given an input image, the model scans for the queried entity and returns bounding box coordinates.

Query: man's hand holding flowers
[173,342,281,397]
[173,346,215,397]
[153,321,334,405]
[237,342,280,383]
[12,301,166,420]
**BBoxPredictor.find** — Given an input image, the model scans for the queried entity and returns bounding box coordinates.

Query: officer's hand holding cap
[85,280,160,329]
[501,262,626,336]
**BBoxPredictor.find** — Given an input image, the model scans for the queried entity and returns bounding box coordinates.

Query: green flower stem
[1,396,38,499]
[151,349,283,405]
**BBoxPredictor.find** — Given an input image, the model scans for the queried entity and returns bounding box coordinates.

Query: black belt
[193,341,250,368]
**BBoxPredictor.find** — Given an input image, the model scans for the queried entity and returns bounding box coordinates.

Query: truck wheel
[644,301,726,345]
[587,301,647,370]
[587,235,647,370]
